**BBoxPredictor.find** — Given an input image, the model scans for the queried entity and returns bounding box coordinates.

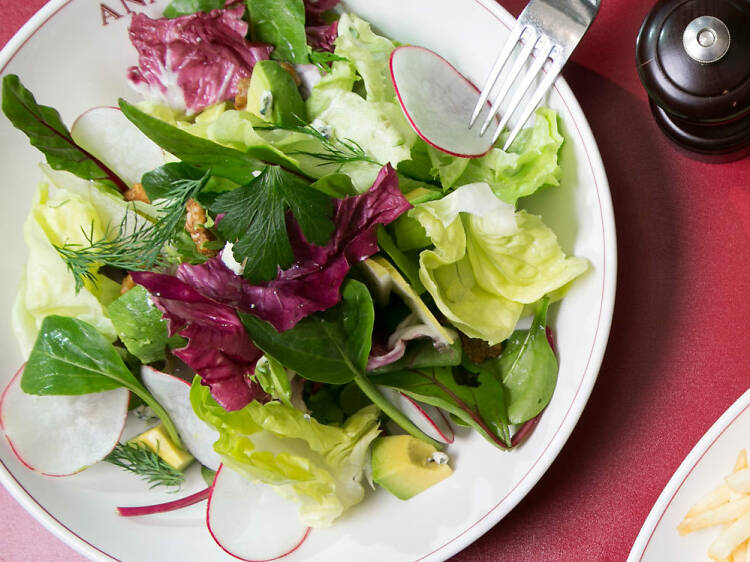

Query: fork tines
[469,24,563,151]
[469,0,600,151]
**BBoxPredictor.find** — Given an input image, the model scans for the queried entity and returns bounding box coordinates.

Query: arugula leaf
[373,366,512,449]
[163,0,227,17]
[2,75,128,193]
[108,286,185,364]
[240,280,442,448]
[212,165,334,282]
[247,0,308,64]
[119,100,302,183]
[22,315,183,447]
[490,297,558,424]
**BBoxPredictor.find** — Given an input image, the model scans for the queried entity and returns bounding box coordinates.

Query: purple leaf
[130,271,267,411]
[304,0,341,24]
[179,164,410,331]
[127,5,272,114]
[306,20,338,52]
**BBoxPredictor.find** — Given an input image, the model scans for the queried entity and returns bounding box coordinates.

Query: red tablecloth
[1,1,749,561]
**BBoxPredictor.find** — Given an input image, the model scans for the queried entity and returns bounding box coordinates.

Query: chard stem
[353,372,442,450]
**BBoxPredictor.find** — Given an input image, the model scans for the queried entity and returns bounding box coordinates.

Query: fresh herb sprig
[256,122,381,169]
[55,166,209,292]
[105,443,185,489]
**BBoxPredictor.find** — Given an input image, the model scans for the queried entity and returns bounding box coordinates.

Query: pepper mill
[636,0,750,161]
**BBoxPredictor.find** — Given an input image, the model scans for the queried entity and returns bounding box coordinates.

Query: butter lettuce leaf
[458,107,564,204]
[191,379,380,527]
[334,13,396,102]
[412,183,588,344]
[12,183,122,356]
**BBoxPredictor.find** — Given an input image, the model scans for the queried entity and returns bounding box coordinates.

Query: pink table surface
[1,1,749,561]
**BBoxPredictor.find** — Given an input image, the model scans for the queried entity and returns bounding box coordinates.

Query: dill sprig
[104,442,185,490]
[54,172,209,293]
[256,122,381,169]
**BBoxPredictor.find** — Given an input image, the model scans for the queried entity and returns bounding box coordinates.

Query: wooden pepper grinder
[636,0,750,161]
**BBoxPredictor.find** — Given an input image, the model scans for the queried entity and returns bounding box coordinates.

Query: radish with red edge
[140,366,221,470]
[377,386,454,444]
[0,365,129,476]
[208,464,310,561]
[70,106,166,187]
[390,45,498,158]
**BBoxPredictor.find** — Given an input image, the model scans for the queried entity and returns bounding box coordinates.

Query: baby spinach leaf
[239,280,374,384]
[212,165,334,282]
[163,0,228,17]
[247,0,308,64]
[22,315,183,447]
[374,366,511,449]
[492,296,558,424]
[2,75,128,193]
[119,100,302,183]
[109,286,185,364]
[141,162,207,202]
[240,280,443,448]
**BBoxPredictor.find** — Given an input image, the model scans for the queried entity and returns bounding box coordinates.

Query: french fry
[734,450,749,472]
[709,510,750,561]
[732,539,748,562]
[685,484,733,518]
[730,450,748,501]
[727,469,750,495]
[678,496,750,535]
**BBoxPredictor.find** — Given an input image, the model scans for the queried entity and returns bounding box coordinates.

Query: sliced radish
[140,366,222,471]
[70,106,166,187]
[390,45,497,158]
[207,464,310,561]
[0,365,129,476]
[377,386,454,444]
[117,487,211,517]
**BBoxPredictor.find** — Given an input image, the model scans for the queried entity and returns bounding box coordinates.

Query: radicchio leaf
[127,5,273,114]
[304,0,340,24]
[306,20,338,52]
[178,164,411,331]
[130,271,267,411]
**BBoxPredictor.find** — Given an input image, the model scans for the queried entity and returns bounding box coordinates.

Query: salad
[0,0,589,558]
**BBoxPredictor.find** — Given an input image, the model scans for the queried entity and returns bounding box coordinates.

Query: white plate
[0,0,616,560]
[629,389,750,562]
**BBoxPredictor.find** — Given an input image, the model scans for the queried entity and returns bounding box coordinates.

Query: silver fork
[469,0,600,151]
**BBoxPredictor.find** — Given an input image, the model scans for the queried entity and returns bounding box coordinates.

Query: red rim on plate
[0,0,617,560]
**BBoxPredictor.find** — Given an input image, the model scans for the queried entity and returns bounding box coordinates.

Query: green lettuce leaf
[412,182,588,344]
[457,107,564,204]
[190,379,380,527]
[12,183,120,356]
[334,13,397,102]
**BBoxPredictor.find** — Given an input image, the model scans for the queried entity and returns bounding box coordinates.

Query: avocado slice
[371,435,453,500]
[359,256,455,347]
[130,424,193,471]
[246,60,307,127]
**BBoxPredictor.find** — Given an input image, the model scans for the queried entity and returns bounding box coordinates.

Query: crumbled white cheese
[259,90,273,116]
[311,118,333,139]
[427,452,449,465]
[220,242,246,275]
